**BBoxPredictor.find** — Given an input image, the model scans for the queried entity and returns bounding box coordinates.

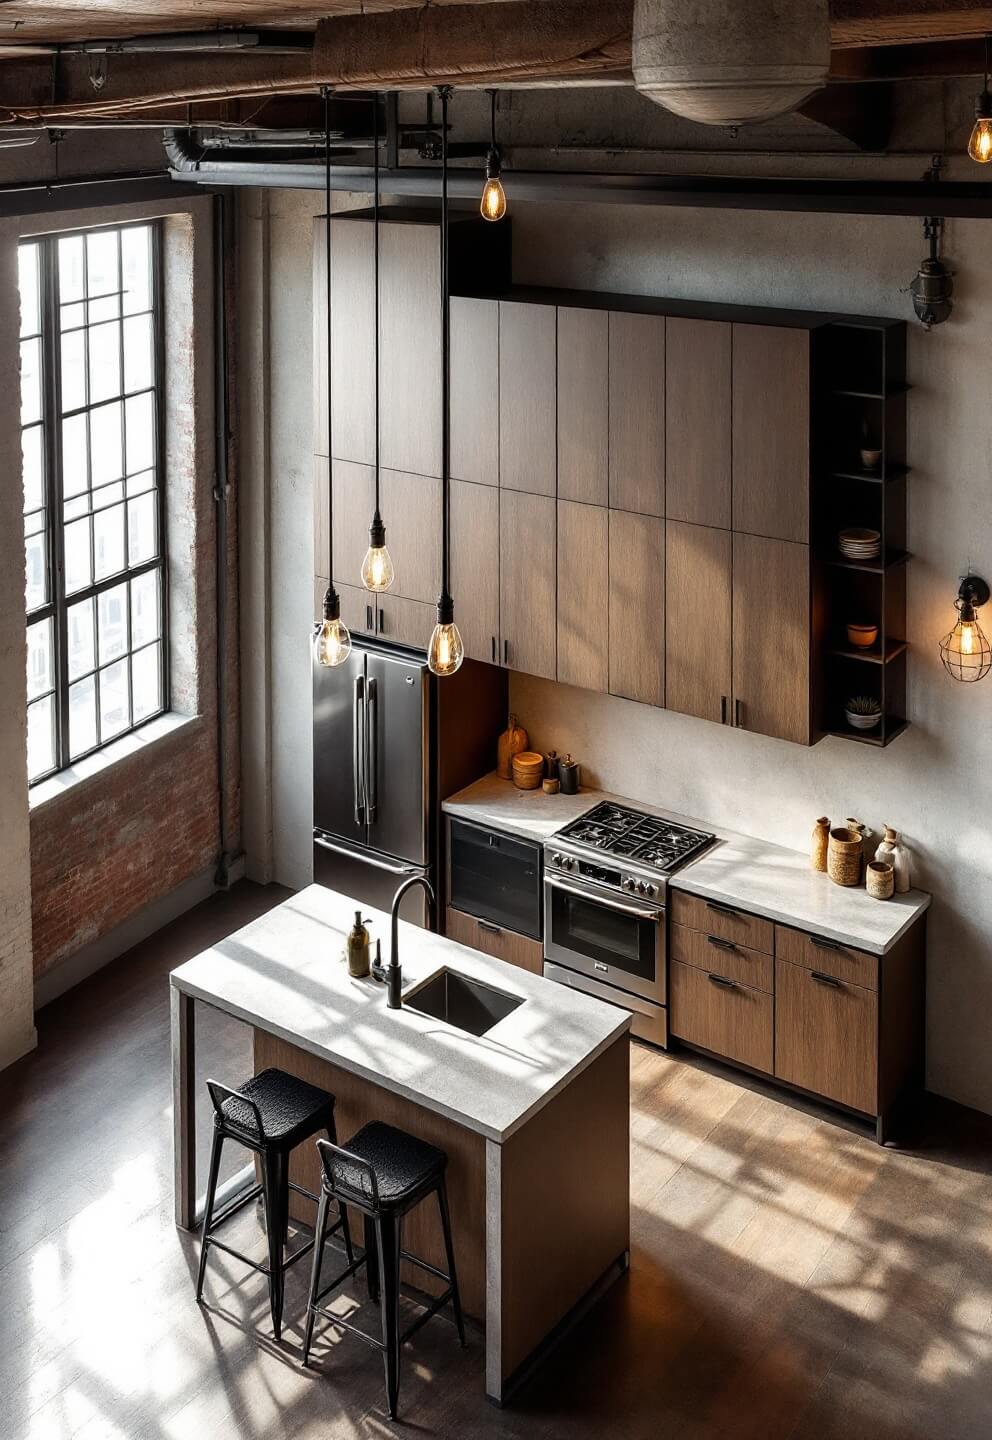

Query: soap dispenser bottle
[346,911,371,978]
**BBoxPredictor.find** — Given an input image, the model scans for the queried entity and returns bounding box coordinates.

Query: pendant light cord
[373,94,381,523]
[323,86,337,606]
[490,89,497,151]
[440,85,452,608]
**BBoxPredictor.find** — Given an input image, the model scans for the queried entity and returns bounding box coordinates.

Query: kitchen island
[170,884,631,1404]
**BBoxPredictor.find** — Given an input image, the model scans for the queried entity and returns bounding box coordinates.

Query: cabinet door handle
[735,698,743,728]
[707,935,737,952]
[378,606,386,635]
[811,970,842,988]
[721,694,728,725]
[491,635,497,663]
[706,901,740,919]
[707,972,736,989]
[366,603,373,632]
[810,934,844,952]
[478,921,502,936]
[503,638,509,665]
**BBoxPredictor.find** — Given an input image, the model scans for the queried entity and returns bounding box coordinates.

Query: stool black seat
[195,1069,353,1341]
[303,1121,466,1419]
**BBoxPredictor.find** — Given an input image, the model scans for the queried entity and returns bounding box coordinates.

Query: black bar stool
[302,1121,466,1419]
[195,1068,354,1340]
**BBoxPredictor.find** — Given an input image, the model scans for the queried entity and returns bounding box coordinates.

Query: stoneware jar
[811,816,830,872]
[827,827,863,887]
[866,861,895,900]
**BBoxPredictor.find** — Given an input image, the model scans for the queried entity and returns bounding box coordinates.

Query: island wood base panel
[253,1029,631,1401]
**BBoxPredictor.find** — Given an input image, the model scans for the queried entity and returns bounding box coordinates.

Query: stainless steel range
[543,802,715,1047]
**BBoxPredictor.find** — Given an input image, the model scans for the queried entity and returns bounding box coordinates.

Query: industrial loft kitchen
[4,4,992,1439]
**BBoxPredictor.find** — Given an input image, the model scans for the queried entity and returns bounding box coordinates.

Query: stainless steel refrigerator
[313,642,435,927]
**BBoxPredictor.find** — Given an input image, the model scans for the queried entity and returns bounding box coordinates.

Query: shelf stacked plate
[838,527,881,562]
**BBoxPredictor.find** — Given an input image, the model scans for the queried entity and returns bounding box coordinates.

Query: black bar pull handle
[491,635,496,663]
[366,603,373,631]
[707,935,736,952]
[811,970,842,988]
[706,901,740,919]
[810,934,844,952]
[735,698,743,728]
[707,972,736,989]
[503,638,509,665]
[721,694,728,725]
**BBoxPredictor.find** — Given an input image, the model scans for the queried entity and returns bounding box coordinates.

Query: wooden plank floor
[2,880,992,1439]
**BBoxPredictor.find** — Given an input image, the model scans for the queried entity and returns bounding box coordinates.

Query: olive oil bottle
[346,911,371,978]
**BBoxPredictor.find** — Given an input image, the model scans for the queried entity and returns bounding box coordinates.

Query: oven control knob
[636,881,647,894]
[567,858,576,870]
[623,878,634,890]
[645,883,656,897]
[552,853,562,865]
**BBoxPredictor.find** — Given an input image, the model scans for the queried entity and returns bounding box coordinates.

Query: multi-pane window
[20,223,167,785]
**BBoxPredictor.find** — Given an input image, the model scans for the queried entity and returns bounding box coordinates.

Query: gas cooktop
[555,802,715,876]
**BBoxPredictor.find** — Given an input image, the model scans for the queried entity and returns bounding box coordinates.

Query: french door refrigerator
[313,643,434,927]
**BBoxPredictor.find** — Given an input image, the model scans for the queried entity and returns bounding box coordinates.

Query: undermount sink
[404,968,523,1037]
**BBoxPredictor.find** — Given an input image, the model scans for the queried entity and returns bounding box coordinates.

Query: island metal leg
[171,985,197,1230]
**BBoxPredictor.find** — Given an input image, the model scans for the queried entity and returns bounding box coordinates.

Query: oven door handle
[546,876,661,923]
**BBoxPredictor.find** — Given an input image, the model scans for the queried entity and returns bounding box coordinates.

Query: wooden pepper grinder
[811,816,830,872]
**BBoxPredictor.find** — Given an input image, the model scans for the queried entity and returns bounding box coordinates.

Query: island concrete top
[170,884,630,1143]
[443,773,931,956]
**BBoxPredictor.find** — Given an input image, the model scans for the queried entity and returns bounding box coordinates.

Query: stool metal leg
[195,1128,224,1303]
[364,1215,380,1304]
[261,1150,288,1341]
[327,1128,355,1265]
[302,1188,331,1367]
[378,1214,402,1420]
[437,1177,466,1347]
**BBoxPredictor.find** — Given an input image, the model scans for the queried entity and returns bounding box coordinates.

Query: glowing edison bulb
[480,149,507,222]
[428,600,464,677]
[361,542,394,592]
[969,92,992,162]
[313,587,352,667]
[960,619,976,654]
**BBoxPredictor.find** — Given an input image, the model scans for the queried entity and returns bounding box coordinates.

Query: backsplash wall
[508,204,992,1117]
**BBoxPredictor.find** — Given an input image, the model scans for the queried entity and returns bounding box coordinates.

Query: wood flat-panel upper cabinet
[500,489,556,679]
[324,218,374,464]
[499,302,556,496]
[450,478,500,665]
[666,318,731,529]
[376,595,436,652]
[733,532,811,744]
[775,957,878,1114]
[378,469,441,604]
[557,308,608,506]
[331,459,374,587]
[609,510,664,707]
[732,324,810,543]
[380,222,442,479]
[451,297,499,487]
[557,500,608,693]
[609,312,665,516]
[666,520,732,725]
[336,581,377,639]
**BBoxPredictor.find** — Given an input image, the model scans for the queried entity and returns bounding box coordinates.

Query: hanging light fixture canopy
[969,36,992,163]
[361,91,395,594]
[428,85,464,679]
[314,85,352,668]
[480,89,507,223]
[939,574,991,682]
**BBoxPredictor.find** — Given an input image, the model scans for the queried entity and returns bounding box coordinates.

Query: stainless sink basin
[404,968,523,1037]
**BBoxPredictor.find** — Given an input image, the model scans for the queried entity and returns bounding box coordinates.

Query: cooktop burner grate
[557,802,715,874]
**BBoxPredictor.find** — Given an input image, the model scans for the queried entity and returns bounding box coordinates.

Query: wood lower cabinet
[499,301,557,497]
[445,905,543,976]
[774,957,877,1115]
[334,580,377,639]
[450,478,500,665]
[500,490,556,680]
[732,323,810,544]
[557,308,609,506]
[670,923,774,993]
[609,312,665,516]
[376,595,436,651]
[557,500,609,693]
[609,510,664,707]
[670,960,774,1075]
[666,521,732,725]
[665,317,731,529]
[733,533,810,744]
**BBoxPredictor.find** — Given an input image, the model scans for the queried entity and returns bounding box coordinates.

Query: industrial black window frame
[22,219,169,786]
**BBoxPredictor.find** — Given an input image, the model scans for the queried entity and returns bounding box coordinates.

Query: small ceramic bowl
[847,622,879,650]
[860,447,882,470]
[845,703,882,732]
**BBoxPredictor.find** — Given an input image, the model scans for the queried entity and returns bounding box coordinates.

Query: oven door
[544,872,665,1006]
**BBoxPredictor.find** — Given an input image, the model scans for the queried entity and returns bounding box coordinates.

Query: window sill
[29,712,202,813]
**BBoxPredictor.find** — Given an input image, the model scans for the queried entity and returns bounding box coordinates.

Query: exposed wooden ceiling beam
[830,2,992,47]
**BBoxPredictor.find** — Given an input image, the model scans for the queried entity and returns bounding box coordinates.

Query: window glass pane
[130,570,160,648]
[61,301,85,331]
[62,413,89,498]
[58,235,85,302]
[93,502,125,581]
[25,507,46,539]
[27,695,55,781]
[22,425,43,512]
[19,244,39,338]
[64,516,92,594]
[25,529,47,611]
[123,313,153,393]
[60,327,86,412]
[69,674,97,758]
[99,657,129,742]
[27,618,53,699]
[98,582,128,665]
[88,320,121,404]
[126,468,155,497]
[88,293,119,325]
[67,597,95,679]
[21,337,41,425]
[87,231,118,298]
[93,480,124,511]
[90,401,123,487]
[122,227,151,315]
[127,492,157,566]
[64,496,88,522]
[132,641,161,723]
[125,391,154,475]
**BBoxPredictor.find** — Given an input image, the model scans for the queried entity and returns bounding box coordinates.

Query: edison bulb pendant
[314,585,352,667]
[428,621,464,677]
[969,93,992,162]
[481,174,507,222]
[361,543,394,592]
[939,613,992,682]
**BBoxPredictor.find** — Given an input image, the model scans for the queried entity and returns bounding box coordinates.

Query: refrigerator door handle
[314,833,419,877]
[366,676,378,823]
[353,675,366,825]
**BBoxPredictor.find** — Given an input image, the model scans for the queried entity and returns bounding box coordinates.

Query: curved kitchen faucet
[372,874,436,1009]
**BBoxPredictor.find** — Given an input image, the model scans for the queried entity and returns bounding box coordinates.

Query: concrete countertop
[442,773,931,956]
[170,884,630,1144]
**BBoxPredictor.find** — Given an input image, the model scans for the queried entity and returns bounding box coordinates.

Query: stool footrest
[208,1182,263,1232]
[399,1249,450,1285]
